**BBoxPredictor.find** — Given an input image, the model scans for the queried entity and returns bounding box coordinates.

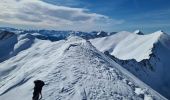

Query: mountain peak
[96,31,108,36]
[134,30,144,35]
[153,30,165,35]
[156,30,164,33]
[154,30,170,49]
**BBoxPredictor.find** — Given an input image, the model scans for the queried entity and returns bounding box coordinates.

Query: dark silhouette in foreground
[32,80,45,100]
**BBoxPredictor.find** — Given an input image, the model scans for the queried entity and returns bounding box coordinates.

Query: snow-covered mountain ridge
[91,30,169,62]
[90,30,170,99]
[0,33,167,100]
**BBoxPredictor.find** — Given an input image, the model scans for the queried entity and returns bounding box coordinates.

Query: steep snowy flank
[91,31,170,99]
[112,31,164,61]
[0,31,15,40]
[0,31,35,62]
[90,30,165,62]
[90,31,132,53]
[0,36,166,100]
[0,31,18,62]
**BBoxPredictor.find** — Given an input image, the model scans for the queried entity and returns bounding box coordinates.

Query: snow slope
[90,31,132,54]
[0,35,166,100]
[90,30,170,99]
[90,31,165,62]
[0,31,35,62]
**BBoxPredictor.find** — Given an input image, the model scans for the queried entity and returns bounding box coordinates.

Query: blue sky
[0,0,170,33]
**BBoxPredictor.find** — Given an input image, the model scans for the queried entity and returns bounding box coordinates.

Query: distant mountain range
[0,27,117,41]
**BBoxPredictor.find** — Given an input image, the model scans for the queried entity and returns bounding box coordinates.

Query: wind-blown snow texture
[90,30,170,99]
[0,33,166,100]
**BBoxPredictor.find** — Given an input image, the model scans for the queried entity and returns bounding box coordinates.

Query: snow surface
[0,35,166,100]
[90,30,165,62]
[0,33,35,62]
[90,30,170,99]
[90,31,132,54]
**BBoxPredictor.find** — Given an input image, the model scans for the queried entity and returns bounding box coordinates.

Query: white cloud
[0,0,124,31]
